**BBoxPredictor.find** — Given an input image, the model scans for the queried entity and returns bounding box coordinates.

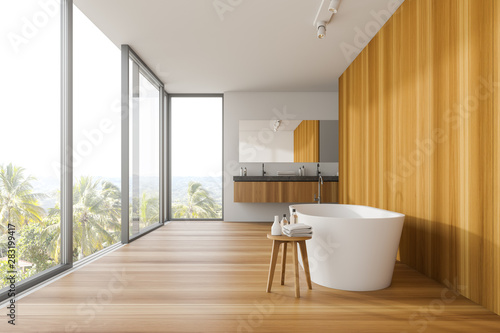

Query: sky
[1,2,222,184]
[1,0,62,179]
[1,1,121,180]
[171,97,223,177]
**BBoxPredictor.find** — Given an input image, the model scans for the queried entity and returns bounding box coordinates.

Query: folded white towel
[283,230,313,238]
[283,223,312,232]
[282,223,313,238]
[283,228,312,233]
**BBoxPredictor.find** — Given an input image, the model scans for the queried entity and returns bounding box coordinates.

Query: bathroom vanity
[235,119,339,204]
[233,176,338,203]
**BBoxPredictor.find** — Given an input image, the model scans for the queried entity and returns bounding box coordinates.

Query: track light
[317,21,326,39]
[328,0,340,13]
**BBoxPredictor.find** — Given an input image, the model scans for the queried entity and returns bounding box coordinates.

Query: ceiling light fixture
[314,0,338,40]
[328,0,340,13]
[317,21,326,39]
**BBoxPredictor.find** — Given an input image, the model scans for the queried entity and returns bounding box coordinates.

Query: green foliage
[44,176,122,261]
[0,163,46,229]
[0,259,35,287]
[172,181,221,219]
[140,192,159,224]
[130,192,159,234]
[73,177,121,259]
[0,164,50,288]
[18,222,57,271]
[0,170,125,290]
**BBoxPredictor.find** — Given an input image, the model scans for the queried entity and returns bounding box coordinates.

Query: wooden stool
[266,234,312,298]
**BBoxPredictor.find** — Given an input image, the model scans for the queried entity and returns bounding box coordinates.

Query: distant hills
[33,176,222,211]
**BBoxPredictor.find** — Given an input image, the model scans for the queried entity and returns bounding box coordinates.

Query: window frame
[0,0,72,302]
[0,3,168,303]
[121,45,166,243]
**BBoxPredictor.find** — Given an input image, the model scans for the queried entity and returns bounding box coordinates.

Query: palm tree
[172,181,220,219]
[45,176,121,261]
[0,164,46,230]
[140,192,159,225]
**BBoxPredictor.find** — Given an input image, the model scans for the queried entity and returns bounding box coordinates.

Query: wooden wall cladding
[339,0,500,315]
[494,0,500,314]
[234,182,338,203]
[293,120,319,162]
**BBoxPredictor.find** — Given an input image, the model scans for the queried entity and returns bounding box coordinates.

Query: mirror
[239,120,338,163]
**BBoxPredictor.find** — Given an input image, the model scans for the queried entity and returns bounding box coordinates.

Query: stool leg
[280,242,287,285]
[292,241,300,298]
[266,240,281,293]
[299,240,312,290]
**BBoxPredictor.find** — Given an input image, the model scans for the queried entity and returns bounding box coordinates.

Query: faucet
[316,163,321,177]
[262,163,266,176]
[314,175,324,204]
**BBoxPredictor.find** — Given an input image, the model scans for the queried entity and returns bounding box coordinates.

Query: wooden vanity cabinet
[234,181,338,203]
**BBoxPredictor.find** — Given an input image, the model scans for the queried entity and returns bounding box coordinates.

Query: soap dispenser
[271,216,282,236]
[280,214,288,228]
[290,209,298,224]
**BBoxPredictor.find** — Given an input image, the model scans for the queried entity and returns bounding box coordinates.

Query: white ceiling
[74,0,401,93]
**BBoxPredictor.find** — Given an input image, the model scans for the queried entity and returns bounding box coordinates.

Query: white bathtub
[289,204,405,291]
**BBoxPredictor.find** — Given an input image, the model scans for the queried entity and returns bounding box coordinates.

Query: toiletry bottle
[271,216,282,236]
[290,209,298,224]
[280,214,288,228]
[244,167,247,176]
[240,167,243,176]
[302,166,305,176]
[298,167,302,176]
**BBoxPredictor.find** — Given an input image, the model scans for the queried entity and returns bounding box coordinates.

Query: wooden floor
[2,222,500,332]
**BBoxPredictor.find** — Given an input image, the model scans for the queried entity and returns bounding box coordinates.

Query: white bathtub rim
[289,204,405,220]
[310,279,393,292]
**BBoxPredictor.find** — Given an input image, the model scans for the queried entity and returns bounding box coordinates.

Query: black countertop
[233,176,338,182]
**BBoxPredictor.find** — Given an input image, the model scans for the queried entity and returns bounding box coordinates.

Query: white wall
[224,92,339,222]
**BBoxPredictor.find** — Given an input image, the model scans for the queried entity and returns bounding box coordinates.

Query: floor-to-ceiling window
[73,5,121,261]
[170,96,223,220]
[0,2,167,302]
[123,49,164,240]
[0,0,61,287]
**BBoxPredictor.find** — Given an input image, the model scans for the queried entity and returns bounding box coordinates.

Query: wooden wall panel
[339,74,346,203]
[430,0,462,287]
[339,0,500,315]
[380,14,394,213]
[415,0,432,276]
[466,0,494,309]
[494,0,500,315]
[293,120,319,162]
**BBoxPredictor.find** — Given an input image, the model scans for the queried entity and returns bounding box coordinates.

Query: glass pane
[129,71,160,237]
[171,97,223,219]
[73,5,121,261]
[0,1,60,287]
